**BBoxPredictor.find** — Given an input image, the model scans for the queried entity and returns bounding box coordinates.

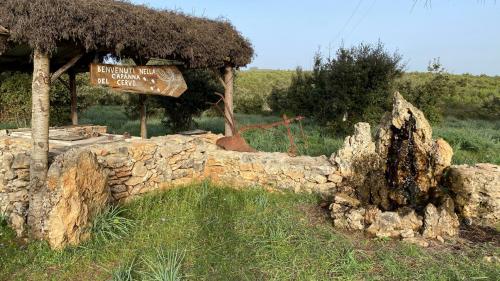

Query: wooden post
[223,65,234,137]
[28,49,51,238]
[139,95,147,139]
[69,71,78,125]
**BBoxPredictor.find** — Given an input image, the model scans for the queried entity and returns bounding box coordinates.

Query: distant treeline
[234,68,499,120]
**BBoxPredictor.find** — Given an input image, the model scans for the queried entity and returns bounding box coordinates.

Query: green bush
[0,72,97,127]
[269,42,404,133]
[157,69,223,132]
[234,70,294,114]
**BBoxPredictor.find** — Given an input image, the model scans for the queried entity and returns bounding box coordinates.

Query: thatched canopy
[0,0,254,72]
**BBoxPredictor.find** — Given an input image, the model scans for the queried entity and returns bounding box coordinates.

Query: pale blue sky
[132,0,500,75]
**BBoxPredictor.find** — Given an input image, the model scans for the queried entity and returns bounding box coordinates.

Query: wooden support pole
[223,65,234,137]
[69,71,78,125]
[50,54,83,83]
[28,49,51,238]
[139,95,147,139]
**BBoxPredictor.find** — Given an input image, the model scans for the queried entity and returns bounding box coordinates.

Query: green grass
[80,106,499,165]
[433,118,500,165]
[1,183,498,280]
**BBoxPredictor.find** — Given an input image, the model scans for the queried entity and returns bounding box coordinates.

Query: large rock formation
[374,92,453,211]
[330,92,460,244]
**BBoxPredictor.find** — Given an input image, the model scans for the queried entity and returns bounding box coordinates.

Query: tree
[156,69,224,132]
[269,42,404,133]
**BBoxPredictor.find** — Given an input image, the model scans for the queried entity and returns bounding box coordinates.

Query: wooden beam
[223,66,234,137]
[28,49,51,238]
[139,95,147,139]
[50,54,83,83]
[69,71,78,125]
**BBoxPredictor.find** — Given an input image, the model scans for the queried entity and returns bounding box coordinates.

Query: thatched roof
[0,25,8,36]
[0,0,253,71]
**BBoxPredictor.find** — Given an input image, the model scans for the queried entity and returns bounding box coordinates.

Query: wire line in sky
[329,0,364,47]
[344,0,377,42]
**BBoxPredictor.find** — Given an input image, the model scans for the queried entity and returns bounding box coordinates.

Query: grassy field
[1,183,499,281]
[234,69,500,119]
[80,106,500,165]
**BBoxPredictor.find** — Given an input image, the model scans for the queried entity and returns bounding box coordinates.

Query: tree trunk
[140,95,147,139]
[224,66,234,137]
[28,50,51,238]
[69,71,78,125]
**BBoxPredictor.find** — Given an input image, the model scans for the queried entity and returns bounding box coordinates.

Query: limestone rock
[422,203,460,238]
[333,193,361,208]
[9,212,25,236]
[331,205,366,231]
[374,92,453,210]
[330,122,376,177]
[403,237,429,247]
[444,164,500,228]
[365,209,423,238]
[44,149,110,249]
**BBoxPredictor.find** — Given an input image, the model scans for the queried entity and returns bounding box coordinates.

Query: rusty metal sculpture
[211,93,307,156]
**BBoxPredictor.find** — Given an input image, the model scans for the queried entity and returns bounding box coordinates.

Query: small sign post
[90,63,188,139]
[90,63,187,97]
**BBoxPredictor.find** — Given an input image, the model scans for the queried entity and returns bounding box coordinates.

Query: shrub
[480,96,500,120]
[269,42,404,133]
[0,72,92,126]
[156,69,223,132]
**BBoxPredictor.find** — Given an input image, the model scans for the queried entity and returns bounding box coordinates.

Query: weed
[91,205,135,244]
[139,248,185,281]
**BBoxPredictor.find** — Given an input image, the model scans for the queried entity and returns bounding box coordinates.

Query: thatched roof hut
[1,0,250,238]
[0,0,254,71]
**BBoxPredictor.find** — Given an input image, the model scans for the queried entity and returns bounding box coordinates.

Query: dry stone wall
[0,133,345,248]
[445,164,500,227]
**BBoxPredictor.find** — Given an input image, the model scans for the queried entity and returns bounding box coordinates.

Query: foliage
[1,184,498,280]
[0,72,92,126]
[233,69,294,113]
[110,258,138,281]
[235,70,499,120]
[268,42,404,133]
[399,72,500,119]
[77,74,127,107]
[480,96,500,120]
[90,205,134,244]
[395,58,456,123]
[156,69,223,132]
[140,248,185,281]
[124,95,164,120]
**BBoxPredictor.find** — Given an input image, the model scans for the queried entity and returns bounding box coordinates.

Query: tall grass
[91,205,135,244]
[1,183,497,280]
[140,248,185,281]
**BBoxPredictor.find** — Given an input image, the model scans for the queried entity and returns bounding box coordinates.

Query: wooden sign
[90,63,187,97]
